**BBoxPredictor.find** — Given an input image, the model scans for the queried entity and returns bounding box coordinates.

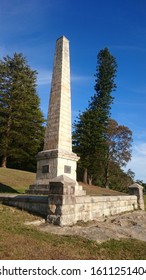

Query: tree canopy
[0,53,45,171]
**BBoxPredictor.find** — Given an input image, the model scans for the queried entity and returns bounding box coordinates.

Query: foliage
[0,53,45,171]
[73,48,117,184]
[142,183,146,192]
[89,47,117,116]
[103,119,133,188]
[108,163,134,192]
[73,48,133,190]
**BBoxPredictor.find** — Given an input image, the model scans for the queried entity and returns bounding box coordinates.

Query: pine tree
[0,53,45,170]
[73,48,133,190]
[73,48,117,185]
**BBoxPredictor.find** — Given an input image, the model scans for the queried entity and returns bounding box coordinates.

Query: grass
[0,167,146,259]
[0,205,146,260]
[0,167,125,196]
[0,168,35,193]
[79,182,126,196]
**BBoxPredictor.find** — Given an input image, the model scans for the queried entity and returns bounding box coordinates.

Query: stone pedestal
[35,149,79,184]
[26,149,80,194]
[47,175,86,226]
[128,183,145,210]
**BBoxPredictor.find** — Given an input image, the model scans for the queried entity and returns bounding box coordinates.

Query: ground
[26,210,146,243]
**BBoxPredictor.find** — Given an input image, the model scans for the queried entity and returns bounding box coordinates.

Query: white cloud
[37,70,52,85]
[71,74,93,82]
[37,72,93,86]
[134,143,146,156]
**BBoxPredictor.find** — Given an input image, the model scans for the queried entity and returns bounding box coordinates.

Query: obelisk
[44,36,72,152]
[35,36,79,185]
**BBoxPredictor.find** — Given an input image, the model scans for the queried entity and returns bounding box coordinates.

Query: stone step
[29,184,50,190]
[25,189,50,195]
[26,188,86,196]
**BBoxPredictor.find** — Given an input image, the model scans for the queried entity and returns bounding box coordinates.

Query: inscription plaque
[42,165,49,173]
[64,165,71,174]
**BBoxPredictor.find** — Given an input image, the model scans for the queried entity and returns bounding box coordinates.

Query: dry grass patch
[79,182,126,196]
[1,205,146,260]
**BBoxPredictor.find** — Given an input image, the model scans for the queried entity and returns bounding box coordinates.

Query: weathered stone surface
[0,194,48,216]
[47,192,138,226]
[44,36,72,152]
[33,211,146,243]
[128,183,144,210]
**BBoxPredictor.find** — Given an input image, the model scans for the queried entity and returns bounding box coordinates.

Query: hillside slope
[0,168,35,193]
[0,167,125,195]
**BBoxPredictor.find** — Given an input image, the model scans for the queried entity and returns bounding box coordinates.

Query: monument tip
[57,35,69,42]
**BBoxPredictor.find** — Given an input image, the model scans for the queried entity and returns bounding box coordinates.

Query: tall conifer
[0,53,45,170]
[73,48,117,185]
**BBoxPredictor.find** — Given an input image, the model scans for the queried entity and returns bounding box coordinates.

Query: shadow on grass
[0,183,19,193]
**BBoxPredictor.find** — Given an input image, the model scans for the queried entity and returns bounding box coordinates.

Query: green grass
[0,167,124,196]
[0,205,146,260]
[0,168,35,193]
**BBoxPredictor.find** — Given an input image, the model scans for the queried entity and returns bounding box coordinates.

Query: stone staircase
[25,175,86,196]
[25,184,50,195]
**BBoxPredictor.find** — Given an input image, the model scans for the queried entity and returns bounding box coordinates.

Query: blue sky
[0,0,146,182]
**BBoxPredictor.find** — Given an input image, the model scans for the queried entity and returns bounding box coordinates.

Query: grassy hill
[0,168,35,193]
[0,167,125,196]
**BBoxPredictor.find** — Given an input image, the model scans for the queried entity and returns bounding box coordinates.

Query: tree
[0,53,45,170]
[103,119,133,188]
[73,48,117,185]
[108,163,134,193]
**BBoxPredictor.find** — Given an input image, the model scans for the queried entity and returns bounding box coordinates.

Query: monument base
[26,149,81,195]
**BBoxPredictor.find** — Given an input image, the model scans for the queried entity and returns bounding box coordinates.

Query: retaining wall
[48,194,138,226]
[0,193,138,226]
[0,195,48,217]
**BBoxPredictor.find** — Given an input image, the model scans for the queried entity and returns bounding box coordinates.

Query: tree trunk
[83,168,88,184]
[105,167,109,189]
[88,175,92,186]
[1,156,7,168]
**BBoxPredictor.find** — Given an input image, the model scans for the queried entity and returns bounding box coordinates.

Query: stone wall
[47,176,140,226]
[47,194,138,226]
[0,195,48,217]
[1,176,141,228]
[0,193,138,226]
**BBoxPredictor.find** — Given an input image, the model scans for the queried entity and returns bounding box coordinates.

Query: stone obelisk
[30,36,79,191]
[44,36,72,153]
